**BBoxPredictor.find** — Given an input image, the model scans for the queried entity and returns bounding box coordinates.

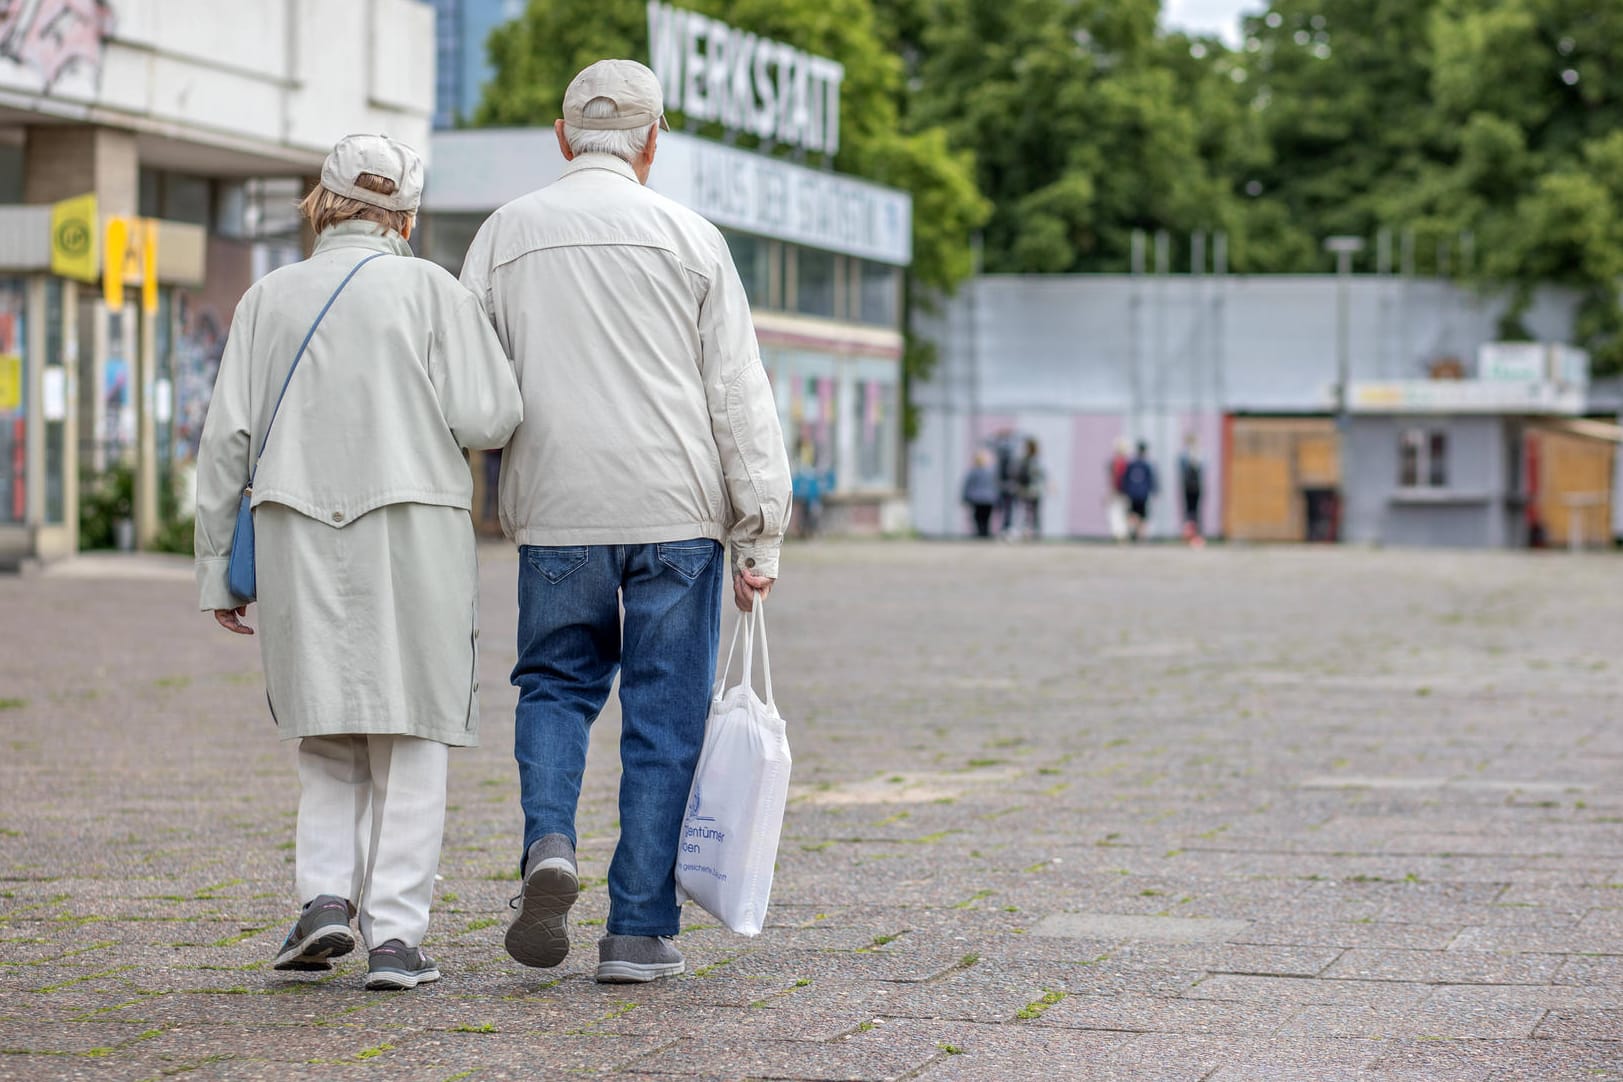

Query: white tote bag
[675,601,792,936]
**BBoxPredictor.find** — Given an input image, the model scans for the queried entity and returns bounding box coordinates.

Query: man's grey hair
[563,97,654,162]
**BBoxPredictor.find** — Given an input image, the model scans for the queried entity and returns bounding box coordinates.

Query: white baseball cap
[320,134,423,211]
[563,59,669,132]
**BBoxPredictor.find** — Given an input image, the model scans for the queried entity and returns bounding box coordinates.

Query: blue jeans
[513,540,724,937]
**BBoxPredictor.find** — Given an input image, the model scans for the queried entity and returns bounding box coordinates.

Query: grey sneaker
[272,895,356,971]
[595,935,685,983]
[364,940,440,990]
[505,834,578,968]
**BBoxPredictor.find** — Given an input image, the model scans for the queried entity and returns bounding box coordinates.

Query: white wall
[0,0,434,168]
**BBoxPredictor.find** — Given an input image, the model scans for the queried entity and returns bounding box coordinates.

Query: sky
[1161,0,1262,46]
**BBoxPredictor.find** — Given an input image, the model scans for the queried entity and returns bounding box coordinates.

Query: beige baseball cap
[320,134,423,211]
[563,59,670,132]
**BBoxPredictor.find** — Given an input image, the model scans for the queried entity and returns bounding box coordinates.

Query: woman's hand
[213,606,255,636]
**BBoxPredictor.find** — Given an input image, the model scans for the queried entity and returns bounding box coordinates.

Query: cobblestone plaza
[2,542,1620,1080]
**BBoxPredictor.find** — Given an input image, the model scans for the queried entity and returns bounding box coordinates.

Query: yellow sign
[142,221,158,314]
[102,217,159,312]
[104,216,127,309]
[0,354,21,414]
[50,193,99,282]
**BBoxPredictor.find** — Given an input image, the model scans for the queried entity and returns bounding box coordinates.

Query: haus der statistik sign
[647,1,845,157]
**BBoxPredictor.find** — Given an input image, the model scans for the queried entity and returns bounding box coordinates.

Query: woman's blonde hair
[298,172,414,235]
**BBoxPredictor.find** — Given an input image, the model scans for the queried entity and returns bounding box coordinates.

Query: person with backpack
[1122,441,1158,542]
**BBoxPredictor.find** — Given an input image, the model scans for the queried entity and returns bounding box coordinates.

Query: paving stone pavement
[1,541,1621,1081]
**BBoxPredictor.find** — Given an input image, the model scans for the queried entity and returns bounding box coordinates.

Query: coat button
[745,557,756,568]
[332,511,344,523]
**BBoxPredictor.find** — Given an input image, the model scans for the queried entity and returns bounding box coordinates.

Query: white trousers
[294,734,448,948]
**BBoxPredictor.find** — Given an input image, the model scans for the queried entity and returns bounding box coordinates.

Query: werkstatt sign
[49,193,99,282]
[648,1,845,156]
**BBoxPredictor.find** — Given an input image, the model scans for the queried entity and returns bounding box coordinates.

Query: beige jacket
[195,223,523,610]
[458,153,792,577]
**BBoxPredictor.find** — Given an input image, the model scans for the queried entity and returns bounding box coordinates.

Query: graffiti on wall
[0,0,115,91]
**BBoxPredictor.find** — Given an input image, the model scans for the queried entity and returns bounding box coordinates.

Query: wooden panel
[1297,433,1341,485]
[1538,431,1615,548]
[1225,418,1340,541]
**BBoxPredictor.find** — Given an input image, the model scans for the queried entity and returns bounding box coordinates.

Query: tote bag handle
[714,600,776,713]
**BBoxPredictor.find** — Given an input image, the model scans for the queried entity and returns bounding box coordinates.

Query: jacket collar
[561,152,640,185]
[313,220,413,258]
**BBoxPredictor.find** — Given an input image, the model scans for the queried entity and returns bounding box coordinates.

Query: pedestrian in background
[458,59,792,985]
[1122,440,1158,542]
[1016,437,1046,541]
[1179,433,1205,547]
[194,135,522,991]
[1106,437,1131,542]
[993,429,1020,537]
[791,438,829,539]
[961,449,999,538]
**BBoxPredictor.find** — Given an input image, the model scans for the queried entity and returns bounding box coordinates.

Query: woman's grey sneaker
[505,833,578,968]
[595,935,685,983]
[272,894,356,971]
[364,940,440,990]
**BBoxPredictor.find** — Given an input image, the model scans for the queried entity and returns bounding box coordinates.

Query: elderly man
[459,59,792,984]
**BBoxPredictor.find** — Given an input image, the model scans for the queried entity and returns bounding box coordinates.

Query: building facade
[912,273,1621,547]
[0,0,434,566]
[430,0,521,129]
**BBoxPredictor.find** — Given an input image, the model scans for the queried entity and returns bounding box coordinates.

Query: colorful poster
[0,354,20,414]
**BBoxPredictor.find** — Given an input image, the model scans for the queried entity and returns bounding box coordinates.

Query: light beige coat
[194,223,522,744]
[458,153,792,577]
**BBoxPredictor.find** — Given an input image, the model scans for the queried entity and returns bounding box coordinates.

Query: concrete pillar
[23,126,138,214]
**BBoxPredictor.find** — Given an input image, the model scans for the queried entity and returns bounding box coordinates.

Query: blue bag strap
[247,251,387,487]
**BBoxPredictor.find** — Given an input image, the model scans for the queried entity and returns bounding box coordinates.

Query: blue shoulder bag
[226,252,386,604]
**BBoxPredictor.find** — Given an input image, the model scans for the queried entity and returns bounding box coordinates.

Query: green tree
[895,0,1281,273]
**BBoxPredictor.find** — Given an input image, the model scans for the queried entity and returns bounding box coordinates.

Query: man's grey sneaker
[272,894,356,971]
[595,935,685,983]
[505,833,578,968]
[364,940,440,990]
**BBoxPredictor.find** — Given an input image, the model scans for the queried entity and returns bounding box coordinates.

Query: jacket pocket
[656,540,719,582]
[523,545,590,584]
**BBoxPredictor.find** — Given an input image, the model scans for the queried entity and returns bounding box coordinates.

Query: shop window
[0,143,23,203]
[794,247,837,319]
[722,230,771,309]
[43,280,65,524]
[851,365,900,489]
[422,213,488,279]
[857,260,901,327]
[139,169,212,227]
[1399,428,1448,488]
[781,353,839,492]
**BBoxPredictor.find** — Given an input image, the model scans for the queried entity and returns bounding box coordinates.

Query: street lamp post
[1325,236,1365,541]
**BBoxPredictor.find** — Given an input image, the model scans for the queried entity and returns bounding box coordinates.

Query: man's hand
[213,606,254,636]
[733,569,774,613]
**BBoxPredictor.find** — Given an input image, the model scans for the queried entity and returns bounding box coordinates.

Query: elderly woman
[193,135,521,991]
